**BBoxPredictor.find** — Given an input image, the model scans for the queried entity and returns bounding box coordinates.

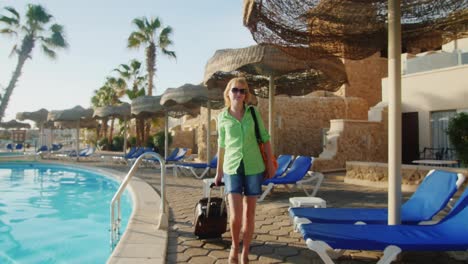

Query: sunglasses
[231,87,247,95]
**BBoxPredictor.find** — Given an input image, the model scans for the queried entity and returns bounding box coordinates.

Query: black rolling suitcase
[193,183,227,238]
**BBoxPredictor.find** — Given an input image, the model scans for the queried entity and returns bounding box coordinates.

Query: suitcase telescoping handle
[207,182,225,217]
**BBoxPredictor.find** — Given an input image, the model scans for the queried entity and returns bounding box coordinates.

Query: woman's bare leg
[228,193,243,263]
[241,196,257,263]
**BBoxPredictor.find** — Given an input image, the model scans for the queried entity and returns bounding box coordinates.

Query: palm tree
[127,16,176,96]
[0,4,68,121]
[114,59,146,145]
[91,77,125,149]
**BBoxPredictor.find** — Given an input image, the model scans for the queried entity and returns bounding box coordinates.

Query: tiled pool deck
[72,159,467,264]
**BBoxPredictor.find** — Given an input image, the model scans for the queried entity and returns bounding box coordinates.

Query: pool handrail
[110,151,167,250]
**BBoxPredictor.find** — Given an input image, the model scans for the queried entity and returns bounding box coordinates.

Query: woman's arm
[262,141,275,179]
[214,147,225,186]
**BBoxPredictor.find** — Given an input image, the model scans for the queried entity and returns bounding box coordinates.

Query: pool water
[0,163,132,264]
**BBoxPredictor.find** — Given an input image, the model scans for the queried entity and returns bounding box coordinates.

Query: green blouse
[217,105,270,175]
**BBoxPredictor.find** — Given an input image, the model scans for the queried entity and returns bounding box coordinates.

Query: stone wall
[314,118,388,172]
[345,161,468,191]
[256,95,369,157]
[335,52,388,108]
[170,126,196,153]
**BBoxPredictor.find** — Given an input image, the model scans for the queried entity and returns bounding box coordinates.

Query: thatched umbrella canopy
[48,105,93,122]
[204,44,344,153]
[16,108,49,148]
[204,44,347,96]
[243,0,467,60]
[16,108,49,125]
[48,105,95,160]
[131,96,165,119]
[0,119,31,129]
[93,103,131,153]
[161,83,224,162]
[93,103,131,119]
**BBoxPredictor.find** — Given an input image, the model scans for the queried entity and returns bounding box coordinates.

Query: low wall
[345,161,468,191]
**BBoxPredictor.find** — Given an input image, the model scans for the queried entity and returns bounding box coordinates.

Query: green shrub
[145,135,155,149]
[153,131,173,155]
[128,136,137,147]
[447,112,468,166]
[112,136,124,151]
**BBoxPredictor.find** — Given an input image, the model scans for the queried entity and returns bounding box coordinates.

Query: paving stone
[208,249,229,259]
[250,245,275,255]
[257,254,284,263]
[183,247,210,257]
[189,255,216,264]
[274,246,300,257]
[181,239,205,247]
[203,242,227,250]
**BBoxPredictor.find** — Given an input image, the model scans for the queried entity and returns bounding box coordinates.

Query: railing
[110,152,166,250]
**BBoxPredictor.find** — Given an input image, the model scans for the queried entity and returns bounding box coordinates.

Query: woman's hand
[214,173,223,186]
[265,160,276,179]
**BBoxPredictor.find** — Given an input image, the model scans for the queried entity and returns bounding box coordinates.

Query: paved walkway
[91,162,467,264]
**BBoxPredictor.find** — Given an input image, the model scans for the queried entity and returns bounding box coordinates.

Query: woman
[214,77,275,264]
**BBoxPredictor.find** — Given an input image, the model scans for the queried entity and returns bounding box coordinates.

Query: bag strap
[250,107,262,143]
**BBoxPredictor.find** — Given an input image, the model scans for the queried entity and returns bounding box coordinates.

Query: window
[430,110,456,149]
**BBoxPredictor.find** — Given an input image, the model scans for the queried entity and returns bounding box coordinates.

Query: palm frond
[0,28,17,37]
[132,17,146,31]
[48,23,68,48]
[161,49,176,59]
[0,15,19,26]
[150,17,161,31]
[26,4,52,25]
[128,32,146,48]
[8,44,18,58]
[41,44,56,59]
[4,6,20,21]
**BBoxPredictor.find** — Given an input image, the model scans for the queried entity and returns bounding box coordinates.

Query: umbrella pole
[76,120,80,161]
[387,0,402,225]
[206,100,211,164]
[40,123,44,149]
[269,75,275,155]
[123,118,128,155]
[165,112,169,160]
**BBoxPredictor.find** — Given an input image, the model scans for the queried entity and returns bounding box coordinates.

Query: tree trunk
[0,36,34,121]
[109,118,115,149]
[146,43,156,96]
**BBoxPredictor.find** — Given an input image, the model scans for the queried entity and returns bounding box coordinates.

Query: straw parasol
[93,103,131,120]
[93,103,131,153]
[16,108,48,124]
[17,108,49,147]
[204,44,344,153]
[161,83,224,162]
[131,96,165,119]
[48,105,95,160]
[0,119,31,129]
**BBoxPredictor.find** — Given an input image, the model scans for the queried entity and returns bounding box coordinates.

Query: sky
[0,0,256,126]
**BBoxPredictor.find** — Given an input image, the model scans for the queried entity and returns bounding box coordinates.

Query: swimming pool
[0,162,132,264]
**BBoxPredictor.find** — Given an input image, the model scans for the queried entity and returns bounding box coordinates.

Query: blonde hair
[223,77,251,107]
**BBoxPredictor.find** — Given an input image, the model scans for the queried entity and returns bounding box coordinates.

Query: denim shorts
[223,160,263,196]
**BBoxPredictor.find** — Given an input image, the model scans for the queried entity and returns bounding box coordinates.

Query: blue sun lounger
[259,156,324,202]
[299,180,468,264]
[289,170,465,227]
[175,155,218,179]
